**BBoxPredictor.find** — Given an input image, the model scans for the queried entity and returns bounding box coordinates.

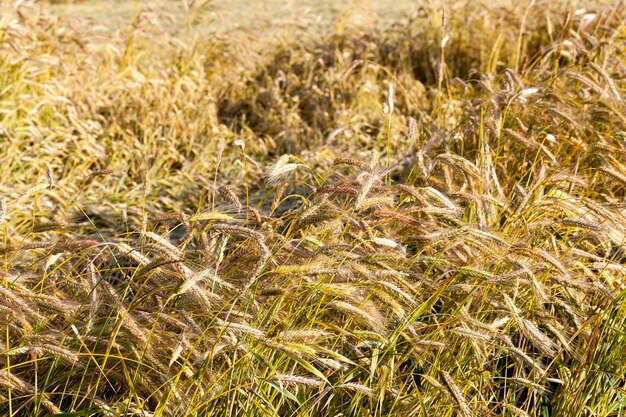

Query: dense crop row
[0,1,625,416]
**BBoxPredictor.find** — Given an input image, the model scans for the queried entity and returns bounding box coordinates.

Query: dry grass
[1,0,626,416]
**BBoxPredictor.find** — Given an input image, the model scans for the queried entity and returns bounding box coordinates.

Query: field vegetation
[0,0,625,415]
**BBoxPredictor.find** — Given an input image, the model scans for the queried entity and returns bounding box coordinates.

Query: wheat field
[0,0,625,416]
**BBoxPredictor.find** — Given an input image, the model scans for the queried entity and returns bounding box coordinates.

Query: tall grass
[1,0,625,416]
